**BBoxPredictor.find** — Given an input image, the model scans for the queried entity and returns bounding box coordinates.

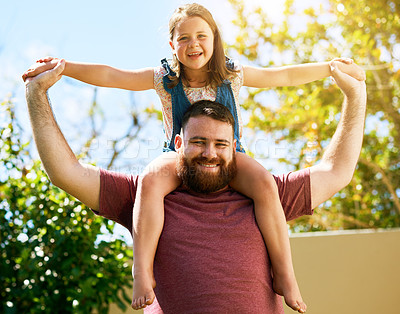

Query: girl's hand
[36,56,57,63]
[332,57,354,64]
[22,56,61,82]
[331,58,366,81]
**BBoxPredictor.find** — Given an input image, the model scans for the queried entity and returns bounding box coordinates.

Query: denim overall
[161,58,245,153]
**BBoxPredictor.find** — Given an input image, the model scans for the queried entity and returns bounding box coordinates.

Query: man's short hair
[181,101,235,134]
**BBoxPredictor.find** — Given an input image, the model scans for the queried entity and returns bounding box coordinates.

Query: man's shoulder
[100,168,138,185]
[99,168,139,205]
[96,168,139,231]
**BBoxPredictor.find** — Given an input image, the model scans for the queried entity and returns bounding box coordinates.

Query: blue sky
[2,1,179,73]
[1,1,191,115]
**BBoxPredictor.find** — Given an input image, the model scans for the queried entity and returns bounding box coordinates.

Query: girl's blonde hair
[168,3,238,88]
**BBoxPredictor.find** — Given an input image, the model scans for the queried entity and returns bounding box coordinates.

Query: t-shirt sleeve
[273,168,312,221]
[92,168,138,233]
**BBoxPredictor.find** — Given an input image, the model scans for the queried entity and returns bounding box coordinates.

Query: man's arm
[309,61,367,208]
[24,59,101,210]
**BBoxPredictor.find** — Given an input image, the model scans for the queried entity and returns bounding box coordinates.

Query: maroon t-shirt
[96,168,312,313]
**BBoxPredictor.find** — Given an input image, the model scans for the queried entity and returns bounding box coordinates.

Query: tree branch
[358,157,400,216]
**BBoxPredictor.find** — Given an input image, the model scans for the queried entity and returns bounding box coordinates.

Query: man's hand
[330,60,366,99]
[23,58,65,93]
[331,58,366,81]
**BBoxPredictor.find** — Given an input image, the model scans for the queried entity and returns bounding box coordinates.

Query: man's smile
[197,162,219,170]
[198,162,218,167]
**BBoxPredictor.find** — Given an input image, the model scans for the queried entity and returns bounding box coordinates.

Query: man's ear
[233,139,237,153]
[175,134,183,151]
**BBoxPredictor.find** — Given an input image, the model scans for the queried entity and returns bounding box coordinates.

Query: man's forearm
[310,68,367,208]
[26,87,78,186]
[322,90,367,180]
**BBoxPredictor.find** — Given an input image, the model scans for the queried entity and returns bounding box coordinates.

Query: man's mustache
[191,156,224,166]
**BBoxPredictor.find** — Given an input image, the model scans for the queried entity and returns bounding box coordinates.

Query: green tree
[227,0,400,231]
[0,98,133,313]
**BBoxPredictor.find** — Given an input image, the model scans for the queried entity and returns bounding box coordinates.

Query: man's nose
[202,144,217,159]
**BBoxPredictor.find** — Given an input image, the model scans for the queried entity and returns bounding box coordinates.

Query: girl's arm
[242,59,365,88]
[22,57,154,91]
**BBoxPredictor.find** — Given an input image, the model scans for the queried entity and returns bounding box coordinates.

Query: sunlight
[190,0,288,42]
[240,0,286,20]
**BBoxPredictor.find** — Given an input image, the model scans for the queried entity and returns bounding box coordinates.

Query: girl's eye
[178,36,187,41]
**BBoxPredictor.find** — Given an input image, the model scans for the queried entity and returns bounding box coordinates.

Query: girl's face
[170,16,214,72]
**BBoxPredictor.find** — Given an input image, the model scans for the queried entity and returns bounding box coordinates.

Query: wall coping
[289,227,400,238]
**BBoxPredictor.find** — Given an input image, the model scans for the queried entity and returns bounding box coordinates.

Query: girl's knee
[139,167,172,188]
[139,164,180,195]
[254,169,276,191]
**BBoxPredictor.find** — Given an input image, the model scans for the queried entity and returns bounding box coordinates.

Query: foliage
[0,98,133,313]
[227,0,400,231]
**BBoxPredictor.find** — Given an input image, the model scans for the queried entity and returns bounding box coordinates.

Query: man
[24,59,366,313]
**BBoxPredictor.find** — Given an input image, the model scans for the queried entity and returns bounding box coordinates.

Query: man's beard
[176,153,237,193]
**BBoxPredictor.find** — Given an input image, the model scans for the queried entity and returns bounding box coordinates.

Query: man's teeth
[200,164,217,168]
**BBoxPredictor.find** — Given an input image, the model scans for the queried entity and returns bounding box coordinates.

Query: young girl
[23,3,364,312]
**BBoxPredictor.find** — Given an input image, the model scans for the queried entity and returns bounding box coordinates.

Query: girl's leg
[131,151,181,310]
[230,152,307,313]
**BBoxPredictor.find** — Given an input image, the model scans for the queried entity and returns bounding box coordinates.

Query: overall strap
[161,58,175,94]
[216,80,245,153]
[161,59,192,151]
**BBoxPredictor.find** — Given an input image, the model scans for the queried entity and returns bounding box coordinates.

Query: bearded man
[24,59,366,313]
